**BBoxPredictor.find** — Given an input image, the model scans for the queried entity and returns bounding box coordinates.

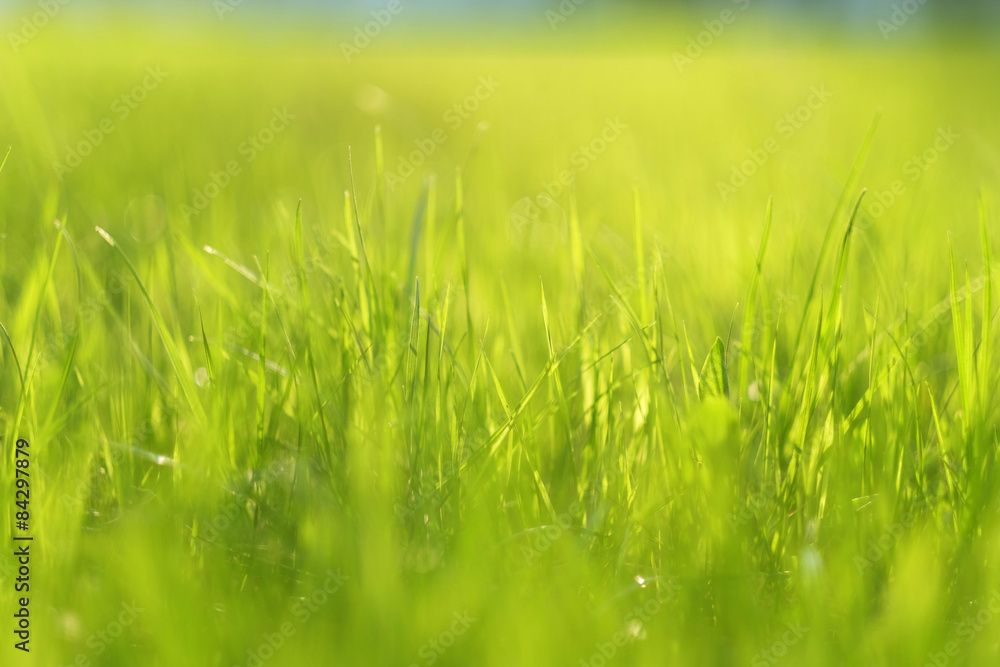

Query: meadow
[1,14,1000,666]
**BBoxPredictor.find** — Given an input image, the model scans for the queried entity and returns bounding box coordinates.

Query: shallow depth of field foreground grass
[2,20,1000,667]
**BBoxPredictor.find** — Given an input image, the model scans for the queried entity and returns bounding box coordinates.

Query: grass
[2,19,1000,667]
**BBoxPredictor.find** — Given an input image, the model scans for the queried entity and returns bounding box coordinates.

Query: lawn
[2,15,1000,667]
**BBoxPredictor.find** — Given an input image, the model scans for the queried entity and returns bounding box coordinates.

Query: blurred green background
[1,5,1000,667]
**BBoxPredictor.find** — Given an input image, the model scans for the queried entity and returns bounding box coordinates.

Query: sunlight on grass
[1,17,1000,667]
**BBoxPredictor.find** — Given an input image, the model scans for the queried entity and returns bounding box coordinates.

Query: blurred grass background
[0,8,999,667]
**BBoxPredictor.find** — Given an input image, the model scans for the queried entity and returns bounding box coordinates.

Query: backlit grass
[1,20,1000,667]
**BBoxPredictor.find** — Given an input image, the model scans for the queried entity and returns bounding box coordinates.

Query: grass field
[2,15,1000,667]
